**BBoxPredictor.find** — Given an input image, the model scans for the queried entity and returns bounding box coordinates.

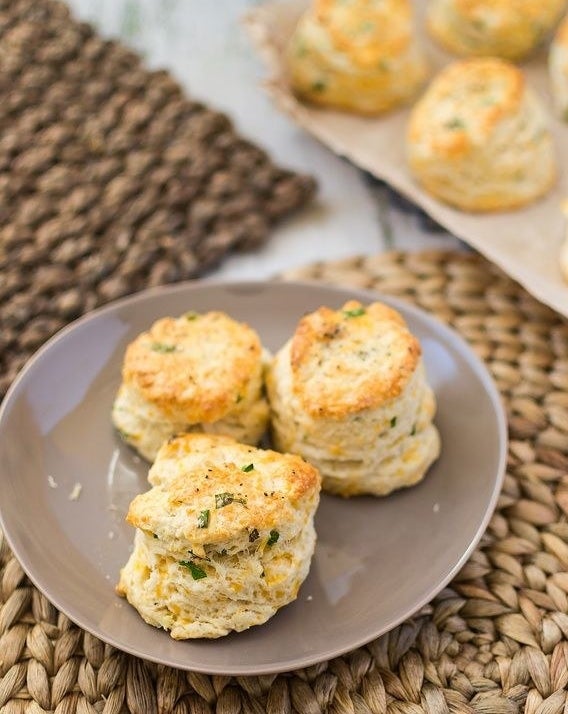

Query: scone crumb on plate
[68,483,83,501]
[47,475,58,489]
[108,531,116,540]
[433,503,440,513]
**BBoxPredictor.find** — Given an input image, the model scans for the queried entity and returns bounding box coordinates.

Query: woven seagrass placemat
[0,0,315,398]
[1,250,568,714]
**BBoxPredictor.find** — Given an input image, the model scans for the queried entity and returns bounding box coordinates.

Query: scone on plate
[117,433,321,639]
[427,0,567,60]
[550,14,568,120]
[266,300,440,497]
[407,58,556,212]
[112,311,270,462]
[287,0,428,115]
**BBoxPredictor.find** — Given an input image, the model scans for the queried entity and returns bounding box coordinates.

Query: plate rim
[0,278,508,675]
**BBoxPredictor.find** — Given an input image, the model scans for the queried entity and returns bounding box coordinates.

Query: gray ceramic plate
[0,281,506,675]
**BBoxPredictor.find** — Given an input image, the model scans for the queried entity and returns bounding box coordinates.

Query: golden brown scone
[112,312,270,461]
[117,434,321,639]
[287,0,428,115]
[427,0,567,60]
[407,58,556,212]
[550,14,568,120]
[267,300,440,497]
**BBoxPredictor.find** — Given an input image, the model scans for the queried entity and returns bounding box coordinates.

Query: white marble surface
[67,0,462,280]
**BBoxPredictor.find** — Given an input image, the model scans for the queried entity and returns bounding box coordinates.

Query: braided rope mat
[1,251,568,714]
[0,0,315,398]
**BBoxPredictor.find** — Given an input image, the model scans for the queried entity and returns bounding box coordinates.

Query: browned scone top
[289,300,421,418]
[127,433,321,546]
[407,58,525,160]
[122,312,262,423]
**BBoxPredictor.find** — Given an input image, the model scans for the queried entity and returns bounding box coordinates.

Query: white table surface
[67,0,463,280]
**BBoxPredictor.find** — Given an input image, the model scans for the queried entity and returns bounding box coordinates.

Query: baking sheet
[245,0,568,318]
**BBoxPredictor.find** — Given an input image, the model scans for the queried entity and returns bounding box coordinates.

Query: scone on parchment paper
[287,0,427,115]
[427,0,567,61]
[267,300,440,497]
[407,58,556,212]
[112,311,270,462]
[550,14,568,120]
[117,433,321,639]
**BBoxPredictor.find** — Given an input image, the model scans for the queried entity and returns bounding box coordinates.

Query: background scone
[427,0,567,60]
[550,14,568,120]
[407,58,556,212]
[267,300,440,497]
[287,0,428,115]
[112,312,269,462]
[117,433,321,639]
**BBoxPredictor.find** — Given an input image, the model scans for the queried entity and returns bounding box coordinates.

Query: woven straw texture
[0,0,315,398]
[1,250,568,713]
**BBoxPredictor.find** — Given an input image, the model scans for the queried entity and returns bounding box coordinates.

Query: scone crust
[313,0,414,66]
[127,433,321,546]
[407,58,523,159]
[427,0,567,60]
[550,15,568,119]
[122,312,262,423]
[289,300,420,419]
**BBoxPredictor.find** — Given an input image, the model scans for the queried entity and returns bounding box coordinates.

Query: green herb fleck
[267,530,280,547]
[343,307,366,318]
[410,424,417,436]
[153,533,158,539]
[179,560,207,580]
[197,510,210,529]
[311,80,327,93]
[236,394,244,404]
[359,20,375,33]
[117,428,131,440]
[150,342,176,353]
[215,492,247,509]
[390,416,397,428]
[185,311,199,321]
[445,118,465,130]
[249,528,260,543]
[241,463,254,472]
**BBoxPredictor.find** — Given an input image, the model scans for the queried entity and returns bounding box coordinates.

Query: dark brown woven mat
[0,0,315,397]
[1,250,568,714]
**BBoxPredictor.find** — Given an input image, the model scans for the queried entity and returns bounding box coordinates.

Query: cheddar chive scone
[267,300,440,497]
[407,58,556,212]
[427,0,567,61]
[287,0,428,115]
[112,312,270,462]
[550,14,568,121]
[117,433,321,639]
